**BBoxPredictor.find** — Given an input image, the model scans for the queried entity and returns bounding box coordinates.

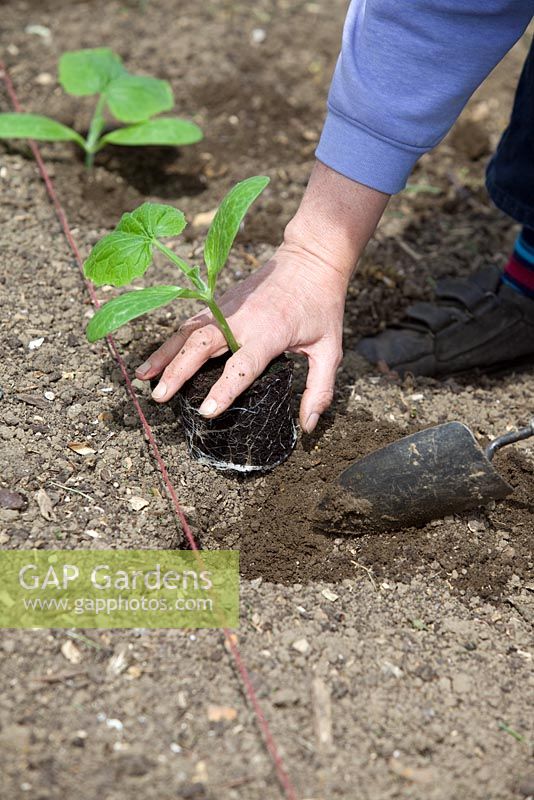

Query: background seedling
[84,176,270,349]
[0,47,203,167]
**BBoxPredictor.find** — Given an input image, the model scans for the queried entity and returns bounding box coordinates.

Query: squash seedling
[84,175,269,347]
[0,48,203,167]
[84,175,297,473]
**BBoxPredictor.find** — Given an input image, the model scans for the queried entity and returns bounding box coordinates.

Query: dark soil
[236,409,534,600]
[177,354,296,472]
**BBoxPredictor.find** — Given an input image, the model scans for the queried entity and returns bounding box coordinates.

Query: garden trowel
[331,418,534,531]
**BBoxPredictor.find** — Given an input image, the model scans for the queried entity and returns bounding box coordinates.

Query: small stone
[452,672,473,694]
[0,533,10,545]
[28,337,44,350]
[291,638,310,655]
[43,390,55,401]
[251,28,266,43]
[382,660,403,679]
[67,404,83,420]
[192,209,217,228]
[115,753,154,777]
[0,724,31,752]
[129,496,149,512]
[61,640,82,664]
[0,489,27,510]
[518,775,534,797]
[35,72,53,85]
[271,688,299,707]
[114,325,133,346]
[321,588,339,602]
[467,517,485,533]
[25,24,52,40]
[442,617,471,635]
[84,529,103,539]
[126,665,142,679]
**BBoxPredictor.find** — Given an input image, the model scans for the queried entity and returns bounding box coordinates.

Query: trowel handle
[485,418,534,460]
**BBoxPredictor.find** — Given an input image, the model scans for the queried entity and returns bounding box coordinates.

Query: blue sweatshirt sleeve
[316,1,534,194]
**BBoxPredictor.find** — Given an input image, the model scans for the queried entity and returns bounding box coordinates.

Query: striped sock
[502,227,534,298]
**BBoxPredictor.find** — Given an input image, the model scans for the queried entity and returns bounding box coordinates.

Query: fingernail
[152,381,167,401]
[136,360,151,376]
[198,397,218,417]
[305,412,320,433]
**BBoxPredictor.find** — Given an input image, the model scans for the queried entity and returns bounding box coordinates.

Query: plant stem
[154,240,239,352]
[154,240,194,277]
[207,299,240,353]
[84,94,107,168]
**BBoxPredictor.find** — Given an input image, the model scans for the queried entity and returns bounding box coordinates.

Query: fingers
[135,330,187,380]
[299,343,342,433]
[197,345,274,418]
[152,324,228,402]
[135,313,211,381]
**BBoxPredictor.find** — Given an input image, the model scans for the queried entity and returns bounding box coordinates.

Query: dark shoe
[357,265,534,377]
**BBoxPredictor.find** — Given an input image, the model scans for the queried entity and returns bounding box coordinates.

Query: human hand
[136,239,349,433]
[136,161,389,433]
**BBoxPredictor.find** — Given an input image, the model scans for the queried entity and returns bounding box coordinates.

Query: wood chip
[312,678,333,750]
[207,705,237,722]
[35,488,56,521]
[106,645,130,677]
[68,441,96,456]
[15,393,48,410]
[388,758,436,784]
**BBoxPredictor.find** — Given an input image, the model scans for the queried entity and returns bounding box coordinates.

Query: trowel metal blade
[337,421,512,531]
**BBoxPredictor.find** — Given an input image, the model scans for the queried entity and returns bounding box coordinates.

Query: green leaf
[59,48,124,96]
[120,202,187,239]
[86,286,199,342]
[84,203,187,287]
[0,113,85,146]
[105,75,173,123]
[204,176,269,291]
[83,230,153,287]
[100,117,203,147]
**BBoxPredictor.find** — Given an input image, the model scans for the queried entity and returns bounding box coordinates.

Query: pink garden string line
[1,62,298,800]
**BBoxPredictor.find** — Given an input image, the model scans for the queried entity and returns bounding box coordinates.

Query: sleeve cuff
[316,108,429,195]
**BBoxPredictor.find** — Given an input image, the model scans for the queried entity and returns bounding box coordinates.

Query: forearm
[317,0,533,194]
[283,160,389,281]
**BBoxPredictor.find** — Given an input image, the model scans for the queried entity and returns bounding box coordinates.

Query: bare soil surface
[0,2,533,799]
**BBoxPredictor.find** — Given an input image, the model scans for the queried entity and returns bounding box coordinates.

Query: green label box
[0,550,239,629]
